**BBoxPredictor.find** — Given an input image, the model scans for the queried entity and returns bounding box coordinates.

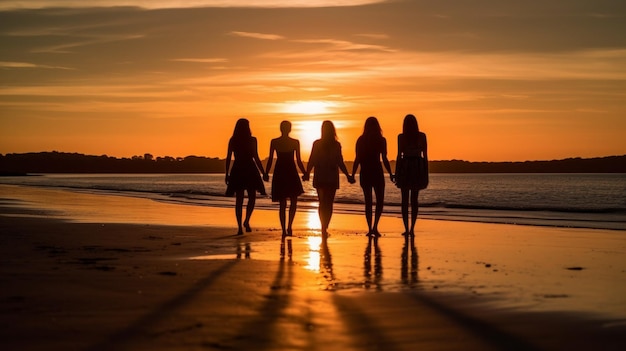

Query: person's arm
[381,138,394,182]
[303,141,316,181]
[264,139,275,181]
[294,140,306,175]
[422,133,428,172]
[337,143,355,183]
[394,134,403,181]
[225,139,233,184]
[351,139,360,178]
[252,137,267,178]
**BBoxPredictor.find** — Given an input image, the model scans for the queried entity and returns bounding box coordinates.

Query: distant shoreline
[1,152,625,174]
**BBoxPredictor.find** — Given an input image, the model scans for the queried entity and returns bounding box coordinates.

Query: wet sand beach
[1,184,625,350]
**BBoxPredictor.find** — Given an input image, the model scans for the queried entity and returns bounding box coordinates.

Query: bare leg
[279,198,287,236]
[372,182,385,236]
[362,186,373,234]
[287,196,298,236]
[409,189,419,235]
[318,187,336,237]
[400,188,410,235]
[243,189,256,232]
[235,190,245,234]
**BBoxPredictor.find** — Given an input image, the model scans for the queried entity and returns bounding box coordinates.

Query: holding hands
[302,172,310,182]
[263,173,270,182]
[347,174,356,184]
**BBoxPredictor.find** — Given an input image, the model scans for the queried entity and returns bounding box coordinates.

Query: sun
[282,100,334,115]
[293,120,322,157]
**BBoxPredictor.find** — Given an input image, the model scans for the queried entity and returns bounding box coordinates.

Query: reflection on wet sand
[364,236,383,290]
[236,241,251,259]
[305,236,322,271]
[401,234,418,288]
[280,236,293,261]
[319,237,335,290]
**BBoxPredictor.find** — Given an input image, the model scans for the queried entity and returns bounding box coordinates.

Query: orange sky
[1,0,625,161]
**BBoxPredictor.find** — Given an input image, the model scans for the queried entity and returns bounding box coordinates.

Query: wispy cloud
[230,31,285,40]
[296,38,395,52]
[355,33,389,40]
[171,58,229,63]
[31,34,144,54]
[0,0,385,10]
[0,61,72,69]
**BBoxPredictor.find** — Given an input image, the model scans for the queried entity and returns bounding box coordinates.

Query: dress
[356,136,385,188]
[271,151,304,201]
[310,140,343,189]
[395,133,428,190]
[225,138,266,196]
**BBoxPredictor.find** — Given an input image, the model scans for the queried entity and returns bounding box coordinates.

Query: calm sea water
[1,173,625,230]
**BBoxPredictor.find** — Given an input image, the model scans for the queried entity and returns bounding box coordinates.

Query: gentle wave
[1,173,625,230]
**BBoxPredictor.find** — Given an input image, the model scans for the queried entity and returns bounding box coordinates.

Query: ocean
[1,173,625,231]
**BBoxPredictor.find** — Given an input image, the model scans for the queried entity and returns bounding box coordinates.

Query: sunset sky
[1,0,625,161]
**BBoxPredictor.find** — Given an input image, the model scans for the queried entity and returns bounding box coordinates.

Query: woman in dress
[265,121,307,237]
[395,114,428,236]
[303,120,355,237]
[351,117,394,237]
[225,118,268,235]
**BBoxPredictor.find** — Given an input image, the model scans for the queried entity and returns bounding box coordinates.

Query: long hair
[402,114,419,137]
[362,116,383,143]
[320,120,337,143]
[232,118,252,142]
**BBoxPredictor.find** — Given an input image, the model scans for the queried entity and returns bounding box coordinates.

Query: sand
[0,184,625,350]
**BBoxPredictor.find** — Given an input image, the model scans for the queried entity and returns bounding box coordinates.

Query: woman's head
[320,120,337,142]
[232,118,252,140]
[280,120,291,135]
[402,114,419,136]
[363,116,382,138]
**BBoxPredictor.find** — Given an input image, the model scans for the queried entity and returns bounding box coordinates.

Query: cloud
[295,38,395,52]
[0,61,72,69]
[230,31,285,40]
[171,58,229,63]
[0,0,386,10]
[355,33,389,40]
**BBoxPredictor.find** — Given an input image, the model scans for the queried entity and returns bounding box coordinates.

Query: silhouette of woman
[303,120,355,237]
[264,121,306,237]
[225,118,268,235]
[395,114,428,236]
[351,117,394,237]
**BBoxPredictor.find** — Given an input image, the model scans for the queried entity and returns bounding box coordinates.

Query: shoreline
[1,184,625,350]
[2,180,624,231]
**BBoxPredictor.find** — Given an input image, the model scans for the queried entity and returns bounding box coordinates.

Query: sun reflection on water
[306,210,321,232]
[305,236,322,272]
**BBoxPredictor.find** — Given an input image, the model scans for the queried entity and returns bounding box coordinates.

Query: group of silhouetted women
[225,114,428,238]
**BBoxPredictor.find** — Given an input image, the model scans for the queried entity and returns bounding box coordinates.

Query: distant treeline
[1,152,625,175]
[429,156,626,173]
[0,152,225,174]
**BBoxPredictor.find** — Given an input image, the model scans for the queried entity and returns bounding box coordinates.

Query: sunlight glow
[305,236,323,272]
[305,209,321,230]
[282,101,335,115]
[294,120,322,156]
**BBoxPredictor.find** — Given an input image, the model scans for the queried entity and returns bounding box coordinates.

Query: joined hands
[347,175,356,184]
